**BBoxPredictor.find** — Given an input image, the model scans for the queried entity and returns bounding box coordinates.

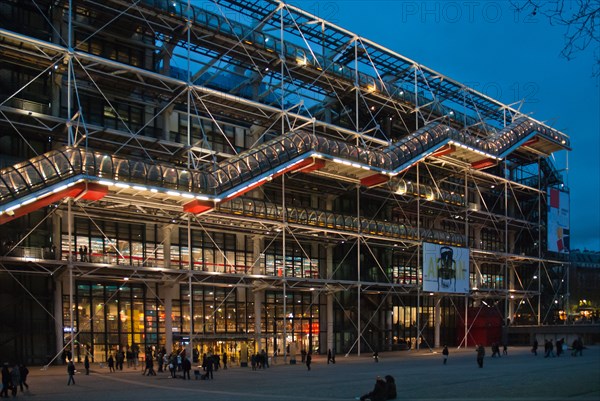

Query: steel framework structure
[0,0,570,364]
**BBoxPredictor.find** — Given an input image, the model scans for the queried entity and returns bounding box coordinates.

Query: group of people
[106,349,127,372]
[250,350,269,370]
[475,342,508,367]
[77,245,91,262]
[1,363,29,396]
[536,337,584,358]
[490,342,506,358]
[74,346,229,382]
[358,375,396,401]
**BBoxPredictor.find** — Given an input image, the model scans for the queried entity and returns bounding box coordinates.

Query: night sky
[288,0,600,251]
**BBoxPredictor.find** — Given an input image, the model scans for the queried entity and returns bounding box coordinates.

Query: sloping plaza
[18,346,600,401]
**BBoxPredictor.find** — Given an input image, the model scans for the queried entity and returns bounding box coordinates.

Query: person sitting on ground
[358,376,388,401]
[385,375,397,400]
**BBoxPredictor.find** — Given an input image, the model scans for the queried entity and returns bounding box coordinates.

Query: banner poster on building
[547,188,570,254]
[422,243,470,294]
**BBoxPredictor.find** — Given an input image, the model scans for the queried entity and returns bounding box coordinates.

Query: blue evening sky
[288,0,600,251]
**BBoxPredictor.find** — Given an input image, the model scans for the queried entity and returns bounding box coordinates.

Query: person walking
[306,352,312,371]
[18,365,28,392]
[107,354,115,372]
[84,356,90,375]
[476,344,485,368]
[222,352,228,370]
[9,365,19,397]
[556,338,564,357]
[532,339,538,356]
[544,339,555,358]
[182,357,191,380]
[491,343,501,358]
[1,363,10,398]
[169,354,177,378]
[156,350,163,373]
[205,354,214,380]
[327,349,332,364]
[145,353,156,376]
[572,337,584,356]
[373,350,379,363]
[67,360,76,385]
[442,345,449,365]
[116,349,124,370]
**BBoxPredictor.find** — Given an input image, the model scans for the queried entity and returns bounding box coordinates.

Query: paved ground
[13,346,600,401]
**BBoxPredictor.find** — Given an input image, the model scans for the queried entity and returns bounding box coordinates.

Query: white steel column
[508,265,515,324]
[466,167,472,348]
[163,225,172,269]
[187,215,193,360]
[464,294,468,348]
[54,278,64,364]
[353,36,362,357]
[67,198,74,358]
[279,6,288,362]
[164,285,174,353]
[252,235,264,356]
[282,173,288,360]
[66,0,74,146]
[537,159,542,325]
[416,163,421,350]
[434,296,441,348]
[356,185,361,356]
[326,244,334,354]
[504,163,509,324]
[464,170,469,349]
[52,211,62,260]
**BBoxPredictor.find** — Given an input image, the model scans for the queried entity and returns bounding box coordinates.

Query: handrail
[0,117,564,208]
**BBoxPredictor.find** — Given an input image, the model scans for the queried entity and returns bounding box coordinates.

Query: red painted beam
[432,144,455,157]
[183,199,214,214]
[81,182,108,201]
[0,182,108,225]
[275,158,314,176]
[224,157,325,200]
[221,158,325,203]
[471,158,496,170]
[360,173,389,188]
[294,158,326,173]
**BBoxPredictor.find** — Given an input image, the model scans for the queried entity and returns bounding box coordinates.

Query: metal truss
[0,0,570,360]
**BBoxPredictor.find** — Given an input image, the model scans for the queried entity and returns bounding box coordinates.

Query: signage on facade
[548,188,570,254]
[422,243,470,293]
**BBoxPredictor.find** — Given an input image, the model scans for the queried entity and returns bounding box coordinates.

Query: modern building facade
[0,0,571,365]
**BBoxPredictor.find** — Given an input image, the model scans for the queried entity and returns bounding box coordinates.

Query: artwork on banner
[422,243,470,294]
[547,188,570,254]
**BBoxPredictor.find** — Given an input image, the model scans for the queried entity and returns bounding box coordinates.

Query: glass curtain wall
[63,282,160,363]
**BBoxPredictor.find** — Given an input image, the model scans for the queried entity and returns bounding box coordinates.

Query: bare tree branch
[511,0,600,76]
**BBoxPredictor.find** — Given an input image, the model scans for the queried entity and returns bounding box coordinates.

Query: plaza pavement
[14,345,600,401]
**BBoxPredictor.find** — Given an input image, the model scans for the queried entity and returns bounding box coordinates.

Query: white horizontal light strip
[92,178,217,203]
[448,140,500,160]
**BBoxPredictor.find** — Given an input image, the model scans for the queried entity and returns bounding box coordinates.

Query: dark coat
[370,378,389,401]
[385,375,397,399]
